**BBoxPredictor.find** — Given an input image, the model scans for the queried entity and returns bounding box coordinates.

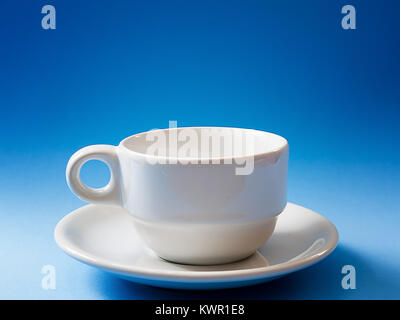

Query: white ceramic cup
[66,127,288,265]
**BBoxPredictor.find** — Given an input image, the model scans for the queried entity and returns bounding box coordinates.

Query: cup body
[66,127,288,265]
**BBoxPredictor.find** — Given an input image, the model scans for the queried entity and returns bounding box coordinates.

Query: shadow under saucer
[91,244,399,299]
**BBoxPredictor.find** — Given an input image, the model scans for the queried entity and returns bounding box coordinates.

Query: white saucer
[55,203,338,290]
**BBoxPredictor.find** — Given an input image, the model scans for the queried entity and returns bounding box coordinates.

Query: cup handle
[66,145,121,205]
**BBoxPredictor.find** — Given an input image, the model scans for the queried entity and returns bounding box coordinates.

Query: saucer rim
[54,202,338,281]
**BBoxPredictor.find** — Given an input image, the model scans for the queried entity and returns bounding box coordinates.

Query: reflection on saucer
[286,238,326,263]
[133,250,269,272]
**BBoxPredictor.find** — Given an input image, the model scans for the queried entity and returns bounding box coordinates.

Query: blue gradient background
[0,0,399,299]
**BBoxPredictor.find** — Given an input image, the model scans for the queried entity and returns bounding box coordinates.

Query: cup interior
[121,127,287,161]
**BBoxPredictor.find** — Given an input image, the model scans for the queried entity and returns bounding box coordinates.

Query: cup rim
[119,126,288,163]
